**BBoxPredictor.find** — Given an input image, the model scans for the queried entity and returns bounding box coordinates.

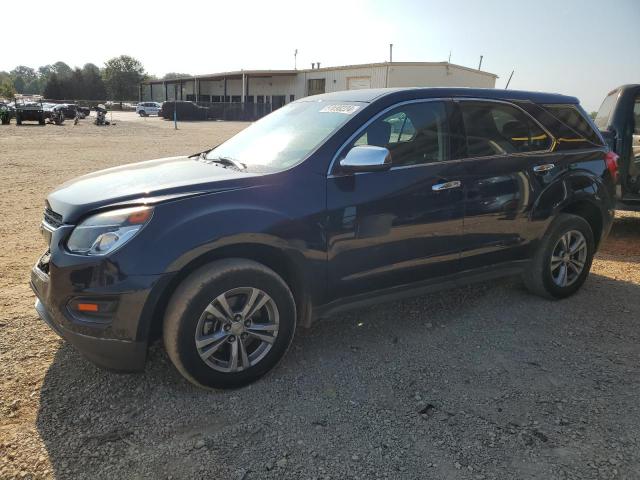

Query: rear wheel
[163,259,296,389]
[139,110,146,117]
[523,214,595,299]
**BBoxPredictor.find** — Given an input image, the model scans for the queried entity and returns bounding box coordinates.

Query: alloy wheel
[194,287,279,372]
[550,230,587,288]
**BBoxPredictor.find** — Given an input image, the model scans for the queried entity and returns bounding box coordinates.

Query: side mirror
[339,145,392,173]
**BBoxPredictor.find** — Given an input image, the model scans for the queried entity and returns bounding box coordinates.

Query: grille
[43,207,63,228]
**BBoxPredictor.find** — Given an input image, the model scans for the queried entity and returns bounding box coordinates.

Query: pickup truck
[594,84,640,211]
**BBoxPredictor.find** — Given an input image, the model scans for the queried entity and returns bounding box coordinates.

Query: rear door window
[459,101,552,157]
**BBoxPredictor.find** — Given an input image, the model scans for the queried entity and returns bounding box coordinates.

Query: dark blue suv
[31,88,617,389]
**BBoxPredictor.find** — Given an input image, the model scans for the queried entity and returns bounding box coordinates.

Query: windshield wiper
[204,155,247,170]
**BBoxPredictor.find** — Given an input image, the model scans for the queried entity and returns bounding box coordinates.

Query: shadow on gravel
[599,213,640,260]
[35,269,640,479]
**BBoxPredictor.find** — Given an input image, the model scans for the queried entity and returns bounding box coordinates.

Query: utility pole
[478,55,483,70]
[389,43,393,62]
[294,49,298,70]
[173,84,178,130]
[448,51,451,63]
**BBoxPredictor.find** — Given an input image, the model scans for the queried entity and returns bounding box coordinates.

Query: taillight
[605,151,619,182]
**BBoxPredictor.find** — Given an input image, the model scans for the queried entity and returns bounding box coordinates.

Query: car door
[453,99,555,270]
[325,100,466,300]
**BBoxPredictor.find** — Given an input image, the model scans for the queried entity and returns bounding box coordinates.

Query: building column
[149,83,153,102]
[163,82,167,101]
[223,77,227,102]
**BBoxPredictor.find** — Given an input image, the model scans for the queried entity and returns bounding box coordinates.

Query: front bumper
[30,251,172,372]
[33,297,147,371]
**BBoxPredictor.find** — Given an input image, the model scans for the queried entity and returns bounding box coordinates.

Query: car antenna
[505,70,514,89]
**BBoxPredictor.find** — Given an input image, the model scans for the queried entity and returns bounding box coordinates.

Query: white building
[141,61,498,108]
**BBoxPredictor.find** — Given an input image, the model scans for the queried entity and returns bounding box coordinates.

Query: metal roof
[299,61,499,78]
[142,62,498,85]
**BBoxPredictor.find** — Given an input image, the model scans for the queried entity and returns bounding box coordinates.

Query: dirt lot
[1,112,639,480]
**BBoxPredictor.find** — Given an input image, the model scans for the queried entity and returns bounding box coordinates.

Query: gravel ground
[1,112,639,480]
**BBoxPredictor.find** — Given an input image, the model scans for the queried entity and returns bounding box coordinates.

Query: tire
[39,115,45,125]
[523,213,595,299]
[16,114,21,125]
[163,258,297,389]
[139,110,146,117]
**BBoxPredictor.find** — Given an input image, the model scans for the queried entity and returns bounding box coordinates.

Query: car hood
[47,156,264,223]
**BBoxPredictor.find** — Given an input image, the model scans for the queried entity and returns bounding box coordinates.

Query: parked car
[159,100,208,120]
[32,88,616,389]
[594,84,640,211]
[14,95,45,125]
[136,101,162,116]
[59,104,81,119]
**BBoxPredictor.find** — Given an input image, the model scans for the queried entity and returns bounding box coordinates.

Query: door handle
[432,180,461,191]
[533,163,555,173]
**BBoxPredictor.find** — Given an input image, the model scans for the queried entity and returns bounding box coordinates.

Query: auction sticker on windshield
[319,104,361,114]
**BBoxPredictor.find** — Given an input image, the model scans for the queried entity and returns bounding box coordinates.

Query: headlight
[67,206,153,255]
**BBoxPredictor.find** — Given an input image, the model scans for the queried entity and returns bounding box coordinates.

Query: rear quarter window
[543,104,603,147]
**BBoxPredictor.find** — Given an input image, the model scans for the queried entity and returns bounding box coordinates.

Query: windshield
[594,91,619,130]
[205,101,364,171]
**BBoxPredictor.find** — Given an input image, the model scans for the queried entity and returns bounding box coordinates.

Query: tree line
[0,56,190,101]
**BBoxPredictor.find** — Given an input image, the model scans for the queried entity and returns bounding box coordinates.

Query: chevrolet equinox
[31,88,617,389]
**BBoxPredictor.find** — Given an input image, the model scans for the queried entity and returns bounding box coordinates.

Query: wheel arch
[559,199,604,248]
[145,242,311,342]
[532,171,612,249]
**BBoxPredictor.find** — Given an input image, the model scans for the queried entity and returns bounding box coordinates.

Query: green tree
[0,71,10,84]
[162,72,192,80]
[0,80,16,100]
[82,63,107,100]
[52,61,73,79]
[43,73,63,99]
[103,55,146,100]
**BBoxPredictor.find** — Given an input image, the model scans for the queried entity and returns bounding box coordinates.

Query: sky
[3,0,639,111]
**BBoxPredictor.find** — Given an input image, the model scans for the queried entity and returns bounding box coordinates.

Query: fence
[159,101,277,122]
[39,99,280,121]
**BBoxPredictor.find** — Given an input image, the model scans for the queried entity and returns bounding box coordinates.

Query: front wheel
[139,110,146,117]
[523,213,595,299]
[163,259,297,389]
